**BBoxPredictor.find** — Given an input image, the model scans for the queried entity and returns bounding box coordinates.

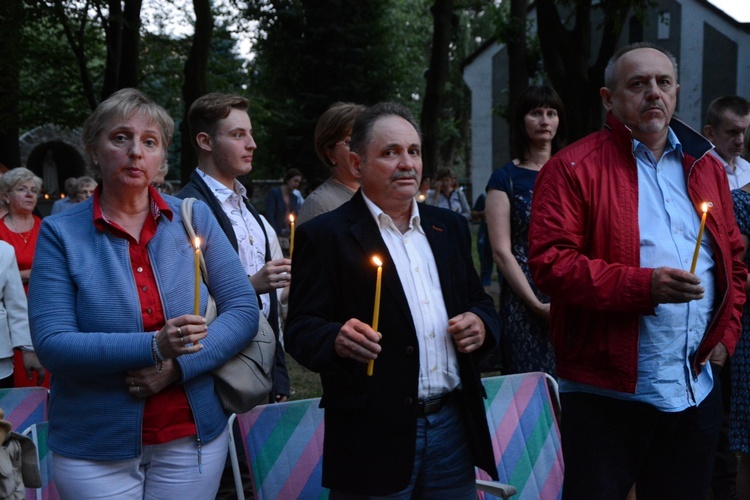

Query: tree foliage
[243,0,433,182]
[0,0,25,167]
[535,0,654,140]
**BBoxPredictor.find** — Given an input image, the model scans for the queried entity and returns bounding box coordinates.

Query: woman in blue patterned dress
[730,186,750,497]
[484,86,567,375]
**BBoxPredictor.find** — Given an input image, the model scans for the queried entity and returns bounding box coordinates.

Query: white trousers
[52,426,229,500]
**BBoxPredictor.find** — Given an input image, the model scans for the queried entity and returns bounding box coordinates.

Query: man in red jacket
[529,42,746,499]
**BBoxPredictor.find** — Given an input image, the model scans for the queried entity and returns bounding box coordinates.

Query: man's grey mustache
[391,170,418,180]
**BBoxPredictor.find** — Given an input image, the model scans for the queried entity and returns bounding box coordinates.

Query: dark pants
[712,359,738,499]
[561,370,723,500]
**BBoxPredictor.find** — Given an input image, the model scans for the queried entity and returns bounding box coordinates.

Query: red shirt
[93,187,196,445]
[0,215,49,389]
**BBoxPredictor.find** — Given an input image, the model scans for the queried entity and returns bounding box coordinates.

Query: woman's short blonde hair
[0,167,43,207]
[82,88,174,180]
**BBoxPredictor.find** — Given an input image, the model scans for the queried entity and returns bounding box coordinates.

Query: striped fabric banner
[237,398,329,499]
[477,373,564,500]
[0,387,47,436]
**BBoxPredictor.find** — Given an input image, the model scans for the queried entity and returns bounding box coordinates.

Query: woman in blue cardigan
[28,89,258,499]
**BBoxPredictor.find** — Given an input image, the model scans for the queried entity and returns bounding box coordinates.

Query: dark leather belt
[416,391,456,417]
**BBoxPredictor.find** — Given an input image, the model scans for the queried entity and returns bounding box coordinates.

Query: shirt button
[415,267,420,273]
[136,267,143,273]
[429,331,435,338]
[423,299,429,304]
[146,308,152,314]
[431,365,437,372]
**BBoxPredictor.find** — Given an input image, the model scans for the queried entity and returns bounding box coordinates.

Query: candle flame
[372,256,383,267]
[289,214,295,223]
[194,237,201,250]
[701,202,708,213]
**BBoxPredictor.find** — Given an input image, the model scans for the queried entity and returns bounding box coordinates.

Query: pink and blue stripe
[477,373,563,500]
[0,387,47,433]
[237,398,329,499]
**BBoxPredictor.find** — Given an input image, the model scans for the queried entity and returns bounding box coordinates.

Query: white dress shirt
[712,150,750,190]
[362,193,460,399]
[197,169,270,318]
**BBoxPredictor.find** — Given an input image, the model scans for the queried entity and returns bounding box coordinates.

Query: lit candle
[689,202,709,274]
[289,214,296,258]
[367,256,383,377]
[194,237,201,315]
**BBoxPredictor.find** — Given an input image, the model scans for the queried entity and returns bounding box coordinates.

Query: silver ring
[177,326,182,336]
[179,336,184,345]
[136,385,141,396]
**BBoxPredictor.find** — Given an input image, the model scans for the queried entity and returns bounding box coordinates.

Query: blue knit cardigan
[28,195,259,461]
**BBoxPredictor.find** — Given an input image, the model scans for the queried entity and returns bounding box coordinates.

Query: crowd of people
[0,40,748,498]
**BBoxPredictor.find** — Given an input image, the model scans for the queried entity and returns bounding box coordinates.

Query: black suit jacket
[285,190,499,494]
[177,170,290,398]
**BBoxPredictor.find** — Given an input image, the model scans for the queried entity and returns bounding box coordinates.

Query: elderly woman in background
[74,176,97,202]
[0,168,48,388]
[28,88,258,499]
[484,85,567,376]
[296,102,365,225]
[425,167,471,219]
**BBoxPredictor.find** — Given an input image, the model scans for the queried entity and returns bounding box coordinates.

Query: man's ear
[349,151,363,180]
[703,124,714,142]
[196,132,213,152]
[600,87,613,112]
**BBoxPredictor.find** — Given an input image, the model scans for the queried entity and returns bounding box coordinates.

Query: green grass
[286,355,324,400]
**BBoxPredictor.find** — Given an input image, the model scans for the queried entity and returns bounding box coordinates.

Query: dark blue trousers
[561,366,723,500]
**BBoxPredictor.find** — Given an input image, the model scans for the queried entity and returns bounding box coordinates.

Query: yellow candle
[367,256,383,376]
[689,202,709,274]
[194,237,201,315]
[289,214,296,258]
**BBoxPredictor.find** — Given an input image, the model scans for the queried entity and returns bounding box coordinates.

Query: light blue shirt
[561,128,715,411]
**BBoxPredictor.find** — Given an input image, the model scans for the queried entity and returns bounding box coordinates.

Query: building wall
[463,0,750,195]
[463,41,505,204]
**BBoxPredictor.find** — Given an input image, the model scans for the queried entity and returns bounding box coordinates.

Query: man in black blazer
[285,102,499,497]
[177,92,290,401]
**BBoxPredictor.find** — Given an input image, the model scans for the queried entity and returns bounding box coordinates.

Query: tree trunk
[420,0,454,180]
[536,0,631,141]
[119,0,142,89]
[102,0,123,99]
[102,0,142,99]
[0,0,23,168]
[180,0,213,184]
[506,0,528,153]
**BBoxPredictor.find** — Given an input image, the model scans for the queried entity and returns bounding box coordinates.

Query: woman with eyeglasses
[0,167,48,388]
[296,102,366,225]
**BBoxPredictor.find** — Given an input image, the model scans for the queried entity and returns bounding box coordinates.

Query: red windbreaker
[529,113,746,393]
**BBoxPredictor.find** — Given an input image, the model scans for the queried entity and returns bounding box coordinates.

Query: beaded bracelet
[151,333,164,373]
